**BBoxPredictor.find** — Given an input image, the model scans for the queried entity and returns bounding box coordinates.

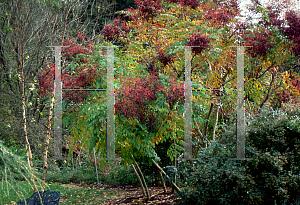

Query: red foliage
[76,30,86,42]
[167,0,199,9]
[203,0,239,26]
[258,6,284,28]
[115,72,166,129]
[242,28,273,58]
[187,32,210,55]
[38,63,99,102]
[156,42,174,67]
[115,73,164,125]
[281,10,300,55]
[62,31,93,63]
[103,24,120,41]
[164,77,185,110]
[103,17,130,41]
[115,72,186,127]
[134,0,162,19]
[39,33,99,103]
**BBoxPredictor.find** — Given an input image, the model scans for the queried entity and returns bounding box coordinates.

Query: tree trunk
[41,12,69,189]
[20,31,36,192]
[134,158,150,200]
[41,91,55,190]
[152,159,181,193]
[131,164,146,197]
[171,137,176,193]
[193,117,210,147]
[212,103,220,141]
[158,168,167,193]
[203,102,214,138]
[61,0,70,45]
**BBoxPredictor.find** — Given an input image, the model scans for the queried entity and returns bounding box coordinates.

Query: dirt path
[58,183,181,204]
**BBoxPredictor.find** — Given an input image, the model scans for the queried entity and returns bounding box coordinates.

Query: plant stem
[131,164,146,197]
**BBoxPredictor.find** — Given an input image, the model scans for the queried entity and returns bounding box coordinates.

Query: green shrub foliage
[176,105,300,205]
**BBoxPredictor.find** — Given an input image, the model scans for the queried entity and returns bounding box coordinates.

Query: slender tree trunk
[212,104,220,141]
[20,26,37,192]
[41,13,69,189]
[134,158,150,200]
[131,164,146,197]
[171,135,176,193]
[61,0,70,45]
[152,159,181,193]
[193,117,210,147]
[158,168,167,193]
[203,102,214,138]
[21,64,33,169]
[41,90,55,190]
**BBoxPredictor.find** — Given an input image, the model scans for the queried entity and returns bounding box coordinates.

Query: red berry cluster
[38,63,99,102]
[103,17,129,41]
[62,31,93,63]
[187,33,210,55]
[134,0,162,19]
[203,0,239,26]
[242,28,273,58]
[156,43,173,67]
[164,77,185,110]
[167,0,199,9]
[115,73,164,126]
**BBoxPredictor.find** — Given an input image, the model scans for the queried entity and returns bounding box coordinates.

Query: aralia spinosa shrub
[166,0,200,9]
[187,32,210,55]
[115,71,186,128]
[242,27,274,58]
[134,0,162,20]
[38,31,99,103]
[38,63,98,103]
[62,30,94,63]
[202,0,240,27]
[102,17,130,42]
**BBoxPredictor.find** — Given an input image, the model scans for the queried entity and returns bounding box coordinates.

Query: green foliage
[176,104,300,205]
[109,165,140,185]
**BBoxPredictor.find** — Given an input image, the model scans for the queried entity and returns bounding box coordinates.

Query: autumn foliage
[187,32,210,55]
[38,31,99,102]
[62,31,94,63]
[115,72,163,127]
[103,17,130,41]
[243,27,273,58]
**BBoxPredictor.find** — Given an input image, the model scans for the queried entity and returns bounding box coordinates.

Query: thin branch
[259,73,275,108]
[203,102,214,137]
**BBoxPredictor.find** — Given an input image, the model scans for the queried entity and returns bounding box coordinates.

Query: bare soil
[58,183,181,204]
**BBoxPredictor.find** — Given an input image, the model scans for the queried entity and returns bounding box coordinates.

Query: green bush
[175,105,300,205]
[109,164,140,185]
